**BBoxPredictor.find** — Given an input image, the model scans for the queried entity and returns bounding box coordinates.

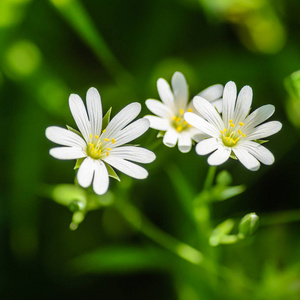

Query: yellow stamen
[104,138,110,142]
[225,137,230,141]
[95,135,99,139]
[102,129,106,133]
[187,108,192,112]
[89,134,93,139]
[183,121,188,125]
[111,138,116,144]
[238,129,242,135]
[172,116,176,120]
[98,150,101,155]
[229,119,233,123]
[176,117,181,123]
[179,108,184,115]
[235,137,239,143]
[230,123,235,128]
[177,126,183,132]
[107,147,111,151]
[106,151,109,157]
[230,138,235,144]
[224,128,227,132]
[239,122,244,126]
[242,133,246,138]
[220,130,224,134]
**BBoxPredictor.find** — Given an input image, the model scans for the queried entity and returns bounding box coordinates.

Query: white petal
[111,118,150,147]
[232,147,260,171]
[77,156,95,188]
[246,121,282,140]
[157,78,175,109]
[193,97,224,131]
[109,146,156,163]
[195,138,220,155]
[103,102,141,138]
[45,126,86,148]
[104,157,148,179]
[145,99,173,118]
[93,160,109,195]
[207,147,231,166]
[240,141,274,165]
[234,85,252,122]
[171,72,188,110]
[198,84,223,101]
[244,105,275,130]
[69,93,91,142]
[86,87,102,136]
[184,112,220,137]
[144,115,170,131]
[222,81,237,126]
[178,133,192,153]
[163,129,178,148]
[49,147,87,160]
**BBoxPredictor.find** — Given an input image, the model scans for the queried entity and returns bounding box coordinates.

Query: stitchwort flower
[145,71,223,153]
[184,81,282,171]
[46,88,156,195]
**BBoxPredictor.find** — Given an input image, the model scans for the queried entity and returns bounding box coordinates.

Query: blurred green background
[1,0,300,299]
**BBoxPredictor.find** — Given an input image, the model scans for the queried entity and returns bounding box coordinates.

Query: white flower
[145,71,223,153]
[46,87,156,195]
[184,81,282,171]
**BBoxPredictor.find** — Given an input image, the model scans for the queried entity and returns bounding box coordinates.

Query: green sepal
[157,131,165,138]
[104,162,120,181]
[254,139,269,144]
[51,184,86,207]
[67,125,82,137]
[74,157,85,170]
[102,107,112,130]
[230,152,238,160]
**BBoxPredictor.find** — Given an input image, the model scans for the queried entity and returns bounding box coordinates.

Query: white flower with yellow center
[46,87,156,195]
[184,81,282,171]
[145,71,223,153]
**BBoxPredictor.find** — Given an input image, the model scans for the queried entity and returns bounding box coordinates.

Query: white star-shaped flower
[46,87,156,195]
[184,81,282,171]
[145,71,223,153]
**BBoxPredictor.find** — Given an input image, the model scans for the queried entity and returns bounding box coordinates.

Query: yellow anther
[238,129,242,135]
[98,150,101,155]
[177,126,183,132]
[89,134,93,139]
[172,116,176,120]
[183,121,188,125]
[102,129,106,133]
[225,137,230,141]
[242,133,246,138]
[107,147,111,151]
[235,137,239,143]
[95,135,99,139]
[106,151,110,157]
[188,108,192,112]
[230,138,235,144]
[104,138,110,142]
[230,123,235,128]
[111,138,116,144]
[220,130,224,134]
[224,128,227,132]
[88,142,94,147]
[176,117,181,123]
[188,124,192,127]
[179,108,184,115]
[229,119,233,123]
[239,122,244,126]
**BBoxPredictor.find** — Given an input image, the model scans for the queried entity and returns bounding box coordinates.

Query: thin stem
[203,166,217,190]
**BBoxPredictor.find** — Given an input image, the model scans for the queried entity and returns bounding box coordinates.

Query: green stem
[203,166,217,190]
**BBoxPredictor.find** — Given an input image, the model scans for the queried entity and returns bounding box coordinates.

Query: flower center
[172,108,192,132]
[87,130,116,159]
[220,119,246,147]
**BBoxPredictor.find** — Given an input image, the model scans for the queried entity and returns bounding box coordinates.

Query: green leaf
[209,219,235,246]
[102,107,112,130]
[74,157,85,170]
[214,185,246,201]
[67,125,82,137]
[104,162,120,181]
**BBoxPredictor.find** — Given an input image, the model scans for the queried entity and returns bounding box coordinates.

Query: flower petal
[210,99,223,113]
[104,157,149,179]
[163,128,179,148]
[222,81,237,126]
[49,147,87,160]
[86,87,102,136]
[184,112,220,137]
[178,133,192,153]
[45,126,86,148]
[144,115,171,131]
[193,97,224,131]
[69,93,91,142]
[232,147,260,171]
[109,146,156,163]
[207,147,231,166]
[145,99,173,118]
[198,84,223,102]
[111,118,150,147]
[171,72,188,110]
[92,160,109,195]
[103,102,141,138]
[234,85,252,122]
[77,156,95,188]
[244,104,275,130]
[157,78,175,109]
[195,137,220,155]
[246,121,282,140]
[240,141,274,165]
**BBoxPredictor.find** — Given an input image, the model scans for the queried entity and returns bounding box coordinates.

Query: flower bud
[238,212,259,237]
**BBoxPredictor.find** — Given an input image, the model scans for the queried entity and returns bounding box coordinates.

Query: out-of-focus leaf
[209,219,236,246]
[216,170,232,186]
[52,184,86,207]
